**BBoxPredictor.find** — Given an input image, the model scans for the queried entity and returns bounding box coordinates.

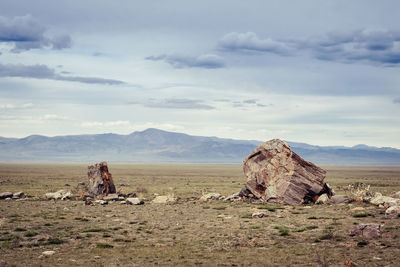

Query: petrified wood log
[87,162,116,196]
[242,139,327,205]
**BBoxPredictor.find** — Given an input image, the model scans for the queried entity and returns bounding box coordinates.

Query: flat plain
[0,164,399,266]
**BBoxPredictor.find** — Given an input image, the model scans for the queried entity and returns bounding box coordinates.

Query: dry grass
[0,164,399,266]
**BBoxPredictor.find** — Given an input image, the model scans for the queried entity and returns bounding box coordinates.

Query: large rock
[87,162,116,196]
[242,139,327,205]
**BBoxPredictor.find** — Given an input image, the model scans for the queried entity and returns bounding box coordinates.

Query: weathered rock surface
[316,193,329,204]
[126,197,142,205]
[242,139,328,205]
[391,191,400,199]
[0,192,13,199]
[385,205,400,217]
[45,189,72,200]
[369,193,397,206]
[349,224,381,238]
[200,193,221,201]
[87,162,116,196]
[152,195,177,204]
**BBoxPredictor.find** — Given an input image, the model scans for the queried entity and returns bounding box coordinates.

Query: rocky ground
[0,164,399,266]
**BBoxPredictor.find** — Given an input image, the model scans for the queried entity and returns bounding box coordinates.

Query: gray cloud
[0,63,125,85]
[128,98,215,110]
[146,54,225,69]
[219,29,400,65]
[394,97,400,104]
[0,15,72,52]
[219,32,292,55]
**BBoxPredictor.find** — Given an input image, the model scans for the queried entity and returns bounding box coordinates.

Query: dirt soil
[0,164,399,266]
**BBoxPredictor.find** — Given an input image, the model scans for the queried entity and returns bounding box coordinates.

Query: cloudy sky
[0,0,399,147]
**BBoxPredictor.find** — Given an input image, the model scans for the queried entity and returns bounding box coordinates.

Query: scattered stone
[385,205,400,218]
[12,191,25,199]
[118,196,125,201]
[0,192,13,199]
[103,193,119,201]
[349,224,381,238]
[223,192,240,201]
[64,183,71,186]
[120,201,126,205]
[94,200,108,205]
[78,182,85,186]
[200,193,221,201]
[350,207,366,212]
[152,195,177,204]
[126,197,142,205]
[45,189,72,200]
[369,193,397,206]
[0,260,7,267]
[242,139,327,205]
[42,250,56,256]
[383,199,400,208]
[316,194,329,204]
[94,256,101,259]
[252,212,269,218]
[88,162,116,196]
[391,191,400,199]
[330,195,351,204]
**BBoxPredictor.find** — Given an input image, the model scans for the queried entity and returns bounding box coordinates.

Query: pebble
[42,250,56,256]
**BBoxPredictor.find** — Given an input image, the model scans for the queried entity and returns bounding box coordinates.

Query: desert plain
[0,163,399,266]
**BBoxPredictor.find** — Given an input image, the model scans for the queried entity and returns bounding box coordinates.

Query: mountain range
[0,128,399,164]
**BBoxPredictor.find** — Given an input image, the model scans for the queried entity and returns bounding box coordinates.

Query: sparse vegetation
[0,164,399,266]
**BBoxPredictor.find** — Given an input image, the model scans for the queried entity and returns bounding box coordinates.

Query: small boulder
[391,191,400,199]
[152,195,177,204]
[252,212,269,218]
[0,192,13,199]
[42,250,56,256]
[0,260,7,267]
[330,195,351,204]
[316,194,329,204]
[350,207,366,212]
[349,224,381,238]
[94,200,108,205]
[200,193,221,201]
[385,206,400,218]
[103,193,119,201]
[126,197,142,205]
[369,193,397,206]
[12,192,25,199]
[45,189,72,200]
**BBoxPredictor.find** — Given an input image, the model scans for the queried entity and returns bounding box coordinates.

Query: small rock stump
[87,162,116,196]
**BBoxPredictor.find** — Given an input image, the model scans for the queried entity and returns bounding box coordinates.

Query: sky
[0,0,399,148]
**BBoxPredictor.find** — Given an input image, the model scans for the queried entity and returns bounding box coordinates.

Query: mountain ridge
[0,128,399,164]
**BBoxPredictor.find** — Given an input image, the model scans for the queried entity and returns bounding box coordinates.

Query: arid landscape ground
[0,164,399,266]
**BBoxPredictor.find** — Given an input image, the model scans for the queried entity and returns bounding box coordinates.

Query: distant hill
[0,128,399,164]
